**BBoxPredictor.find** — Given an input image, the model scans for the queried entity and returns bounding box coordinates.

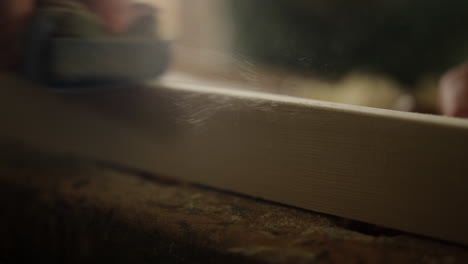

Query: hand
[440,63,468,118]
[1,0,131,70]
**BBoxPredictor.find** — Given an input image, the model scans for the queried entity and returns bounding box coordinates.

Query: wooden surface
[1,73,468,245]
[1,147,468,263]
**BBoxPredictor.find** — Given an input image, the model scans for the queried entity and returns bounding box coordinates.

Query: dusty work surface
[0,147,467,264]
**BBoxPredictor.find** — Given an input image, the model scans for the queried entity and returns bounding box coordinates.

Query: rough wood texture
[1,148,467,263]
[1,73,468,245]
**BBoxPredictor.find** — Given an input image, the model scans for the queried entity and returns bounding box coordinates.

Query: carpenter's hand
[440,63,468,118]
[1,0,131,70]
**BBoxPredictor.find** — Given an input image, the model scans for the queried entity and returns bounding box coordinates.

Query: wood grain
[1,73,468,245]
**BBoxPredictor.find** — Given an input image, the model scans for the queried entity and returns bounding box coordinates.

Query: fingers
[2,0,35,19]
[83,0,132,33]
[1,0,35,70]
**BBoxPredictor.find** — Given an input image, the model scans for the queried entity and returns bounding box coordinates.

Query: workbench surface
[1,146,467,264]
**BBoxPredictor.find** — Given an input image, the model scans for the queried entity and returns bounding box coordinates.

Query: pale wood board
[1,73,468,245]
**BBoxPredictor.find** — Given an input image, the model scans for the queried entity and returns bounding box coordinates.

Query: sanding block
[20,1,170,88]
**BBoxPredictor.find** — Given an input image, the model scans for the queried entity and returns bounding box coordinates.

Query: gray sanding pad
[20,2,170,89]
[47,39,170,85]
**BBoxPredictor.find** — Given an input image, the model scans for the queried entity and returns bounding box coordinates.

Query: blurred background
[143,0,468,114]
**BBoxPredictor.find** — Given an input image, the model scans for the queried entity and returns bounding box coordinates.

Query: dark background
[230,0,468,86]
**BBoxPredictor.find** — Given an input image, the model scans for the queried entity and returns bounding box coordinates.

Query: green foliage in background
[230,0,468,85]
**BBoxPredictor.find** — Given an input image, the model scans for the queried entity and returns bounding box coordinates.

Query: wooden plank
[1,73,468,245]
